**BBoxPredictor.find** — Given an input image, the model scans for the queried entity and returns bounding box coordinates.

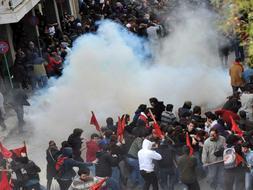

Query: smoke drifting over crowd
[20,3,230,178]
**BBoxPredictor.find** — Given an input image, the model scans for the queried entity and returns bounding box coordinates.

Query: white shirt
[138,139,162,172]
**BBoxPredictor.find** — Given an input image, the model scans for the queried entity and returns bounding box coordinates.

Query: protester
[55,147,89,190]
[69,167,102,190]
[68,128,84,161]
[178,146,200,190]
[202,128,226,189]
[242,142,253,190]
[161,104,176,126]
[46,140,60,190]
[229,58,245,94]
[138,138,162,190]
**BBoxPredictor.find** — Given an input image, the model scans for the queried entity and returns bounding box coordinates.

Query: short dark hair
[166,104,173,112]
[239,110,247,119]
[209,128,218,134]
[73,128,83,136]
[78,168,90,176]
[193,106,201,114]
[91,133,99,139]
[106,117,113,125]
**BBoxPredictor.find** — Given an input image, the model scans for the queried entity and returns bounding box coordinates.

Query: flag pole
[23,141,28,158]
[148,109,157,123]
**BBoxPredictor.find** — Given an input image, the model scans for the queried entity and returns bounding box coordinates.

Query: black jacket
[156,145,176,169]
[95,151,119,177]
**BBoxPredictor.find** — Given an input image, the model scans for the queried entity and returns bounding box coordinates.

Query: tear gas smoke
[7,3,231,185]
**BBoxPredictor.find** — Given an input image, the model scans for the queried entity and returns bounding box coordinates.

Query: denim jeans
[207,163,224,189]
[106,177,120,190]
[126,157,143,185]
[111,166,120,188]
[245,172,253,190]
[88,164,96,176]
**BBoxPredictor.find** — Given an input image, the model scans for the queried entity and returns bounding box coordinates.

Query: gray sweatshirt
[202,136,226,164]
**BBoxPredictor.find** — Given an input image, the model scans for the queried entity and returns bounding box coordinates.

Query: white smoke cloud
[7,4,231,185]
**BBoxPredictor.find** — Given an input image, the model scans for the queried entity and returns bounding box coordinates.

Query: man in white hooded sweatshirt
[138,138,162,190]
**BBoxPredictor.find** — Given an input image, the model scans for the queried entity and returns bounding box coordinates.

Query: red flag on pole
[89,177,107,190]
[149,109,163,139]
[117,115,126,143]
[0,171,12,190]
[0,143,12,159]
[11,145,27,157]
[229,116,243,137]
[186,133,194,156]
[90,111,101,132]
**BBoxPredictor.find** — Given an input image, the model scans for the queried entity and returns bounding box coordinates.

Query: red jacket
[86,140,100,162]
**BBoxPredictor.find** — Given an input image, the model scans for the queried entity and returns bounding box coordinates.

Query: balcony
[0,0,40,24]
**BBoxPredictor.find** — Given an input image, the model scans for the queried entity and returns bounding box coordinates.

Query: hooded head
[62,147,73,158]
[142,139,154,150]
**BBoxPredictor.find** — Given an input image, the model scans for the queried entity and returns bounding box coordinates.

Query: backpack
[223,147,237,169]
[55,155,67,177]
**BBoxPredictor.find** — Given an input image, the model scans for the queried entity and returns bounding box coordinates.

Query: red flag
[229,116,243,137]
[149,109,163,139]
[235,153,244,166]
[0,171,12,190]
[186,133,194,156]
[152,122,163,139]
[90,111,101,132]
[11,146,27,157]
[0,143,12,159]
[117,116,126,143]
[90,177,107,190]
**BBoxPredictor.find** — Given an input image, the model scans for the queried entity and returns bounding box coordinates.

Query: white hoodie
[138,139,162,172]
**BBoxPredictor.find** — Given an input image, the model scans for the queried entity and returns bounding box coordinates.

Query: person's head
[193,106,201,115]
[242,142,250,153]
[106,117,113,125]
[183,101,192,109]
[149,97,158,107]
[48,140,57,148]
[187,121,195,132]
[137,104,147,112]
[239,110,247,119]
[91,133,99,142]
[61,141,70,148]
[205,111,217,123]
[73,128,83,137]
[166,104,173,112]
[235,57,241,63]
[28,41,35,49]
[62,147,73,158]
[78,168,91,181]
[19,156,29,164]
[209,128,219,141]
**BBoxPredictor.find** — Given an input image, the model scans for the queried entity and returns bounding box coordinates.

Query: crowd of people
[0,0,253,190]
[43,95,253,190]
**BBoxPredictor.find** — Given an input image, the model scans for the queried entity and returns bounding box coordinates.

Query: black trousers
[140,170,159,190]
[184,180,200,190]
[57,179,72,190]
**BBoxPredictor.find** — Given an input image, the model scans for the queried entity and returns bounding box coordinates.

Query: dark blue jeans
[126,157,143,185]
